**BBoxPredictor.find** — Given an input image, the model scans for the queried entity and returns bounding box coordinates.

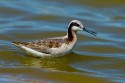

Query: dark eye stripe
[72,23,80,27]
[76,24,80,27]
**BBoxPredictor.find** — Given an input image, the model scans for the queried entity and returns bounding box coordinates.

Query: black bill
[83,28,97,36]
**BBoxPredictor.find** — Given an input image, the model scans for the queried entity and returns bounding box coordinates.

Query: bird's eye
[76,24,80,27]
[74,23,80,27]
[71,22,80,27]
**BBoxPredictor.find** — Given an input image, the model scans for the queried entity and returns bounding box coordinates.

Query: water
[0,0,125,83]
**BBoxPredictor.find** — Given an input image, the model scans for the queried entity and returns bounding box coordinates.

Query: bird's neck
[67,27,77,42]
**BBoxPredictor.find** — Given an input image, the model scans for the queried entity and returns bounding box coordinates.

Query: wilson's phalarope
[12,20,97,57]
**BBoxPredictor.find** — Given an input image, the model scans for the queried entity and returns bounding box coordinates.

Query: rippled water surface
[0,0,125,83]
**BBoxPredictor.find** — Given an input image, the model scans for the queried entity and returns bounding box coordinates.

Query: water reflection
[22,53,84,72]
[19,52,125,83]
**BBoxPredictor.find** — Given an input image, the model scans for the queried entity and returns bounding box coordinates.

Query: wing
[12,38,67,54]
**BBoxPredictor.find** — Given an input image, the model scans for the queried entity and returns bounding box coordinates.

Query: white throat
[72,26,83,31]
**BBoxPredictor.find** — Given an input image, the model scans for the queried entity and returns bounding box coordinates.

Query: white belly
[19,42,76,57]
[21,46,51,57]
[49,43,76,56]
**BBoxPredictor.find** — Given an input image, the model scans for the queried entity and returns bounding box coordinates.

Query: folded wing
[12,38,67,54]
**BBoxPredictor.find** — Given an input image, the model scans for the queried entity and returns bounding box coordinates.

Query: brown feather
[12,38,69,54]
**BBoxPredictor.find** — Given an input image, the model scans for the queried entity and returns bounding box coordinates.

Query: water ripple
[0,0,125,83]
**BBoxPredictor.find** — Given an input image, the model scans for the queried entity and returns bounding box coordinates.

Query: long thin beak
[83,28,97,36]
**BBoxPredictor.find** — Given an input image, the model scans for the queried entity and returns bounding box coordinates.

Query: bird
[12,20,97,57]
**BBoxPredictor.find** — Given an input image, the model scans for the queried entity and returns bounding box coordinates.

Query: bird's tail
[12,40,28,46]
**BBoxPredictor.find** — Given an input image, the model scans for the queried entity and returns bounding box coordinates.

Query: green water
[0,0,125,83]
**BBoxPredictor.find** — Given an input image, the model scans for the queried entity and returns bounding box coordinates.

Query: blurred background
[0,0,125,83]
